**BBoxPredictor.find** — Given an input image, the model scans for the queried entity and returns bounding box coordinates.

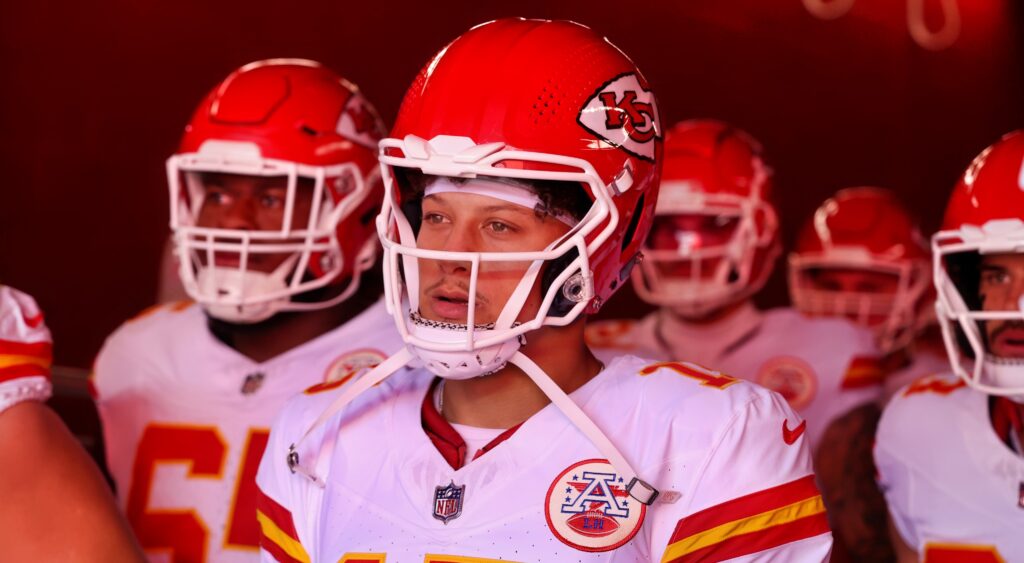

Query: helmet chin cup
[195,263,292,324]
[979,356,1024,401]
[407,312,525,380]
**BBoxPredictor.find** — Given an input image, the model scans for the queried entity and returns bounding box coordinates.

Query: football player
[91,60,404,561]
[876,131,1024,560]
[588,119,882,452]
[257,19,832,562]
[788,187,947,402]
[0,286,143,561]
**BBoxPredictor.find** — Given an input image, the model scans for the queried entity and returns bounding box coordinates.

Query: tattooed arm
[815,403,896,562]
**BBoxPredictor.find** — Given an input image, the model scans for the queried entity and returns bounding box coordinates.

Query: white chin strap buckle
[626,477,660,506]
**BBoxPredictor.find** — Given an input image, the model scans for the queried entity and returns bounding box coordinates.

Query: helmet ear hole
[543,248,582,318]
[620,194,646,253]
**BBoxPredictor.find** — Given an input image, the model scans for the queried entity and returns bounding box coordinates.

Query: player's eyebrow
[424,193,539,219]
[422,193,453,208]
[481,203,535,216]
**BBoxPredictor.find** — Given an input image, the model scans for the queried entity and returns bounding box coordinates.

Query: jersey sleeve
[874,396,922,552]
[91,329,139,404]
[256,394,324,563]
[0,286,53,414]
[656,389,832,562]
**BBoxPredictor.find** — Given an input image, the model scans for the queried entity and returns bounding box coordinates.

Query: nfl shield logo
[433,480,465,524]
[240,372,265,395]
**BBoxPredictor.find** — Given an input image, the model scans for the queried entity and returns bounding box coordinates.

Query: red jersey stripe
[668,475,821,542]
[665,507,831,562]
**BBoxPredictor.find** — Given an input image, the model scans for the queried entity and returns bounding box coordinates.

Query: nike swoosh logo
[782,419,806,445]
[23,312,44,329]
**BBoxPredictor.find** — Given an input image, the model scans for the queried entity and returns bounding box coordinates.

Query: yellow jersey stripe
[256,509,310,563]
[661,495,825,561]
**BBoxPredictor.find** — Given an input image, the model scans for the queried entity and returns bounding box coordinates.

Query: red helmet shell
[942,130,1024,231]
[179,59,384,168]
[388,19,663,310]
[795,187,929,263]
[662,119,774,200]
[175,59,386,282]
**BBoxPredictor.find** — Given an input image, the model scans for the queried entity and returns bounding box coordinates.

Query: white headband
[424,177,578,227]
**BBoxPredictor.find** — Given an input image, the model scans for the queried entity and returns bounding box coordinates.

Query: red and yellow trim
[424,555,516,563]
[840,355,884,389]
[903,376,966,397]
[661,475,829,562]
[0,338,51,382]
[257,487,310,563]
[339,554,387,562]
[923,542,1005,562]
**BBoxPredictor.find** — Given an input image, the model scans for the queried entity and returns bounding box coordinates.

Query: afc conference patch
[545,459,646,552]
[433,480,465,524]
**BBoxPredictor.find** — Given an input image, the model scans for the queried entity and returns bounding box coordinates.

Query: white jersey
[587,305,882,449]
[881,349,948,404]
[93,298,405,563]
[876,374,1024,561]
[256,354,832,562]
[0,286,52,414]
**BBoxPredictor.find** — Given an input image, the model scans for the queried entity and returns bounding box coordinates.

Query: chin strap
[508,351,663,506]
[285,345,667,506]
[287,347,414,487]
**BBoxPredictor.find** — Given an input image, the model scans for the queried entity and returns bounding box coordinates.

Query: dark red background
[1,0,1021,368]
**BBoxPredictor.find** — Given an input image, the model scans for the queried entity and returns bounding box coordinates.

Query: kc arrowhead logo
[578,73,661,162]
[335,93,384,150]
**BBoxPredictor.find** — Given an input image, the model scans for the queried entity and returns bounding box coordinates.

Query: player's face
[193,172,315,273]
[979,253,1024,359]
[807,267,900,326]
[415,192,571,324]
[647,213,740,278]
[809,267,900,294]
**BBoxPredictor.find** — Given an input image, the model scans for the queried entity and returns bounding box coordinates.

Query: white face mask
[193,255,298,324]
[934,219,1024,400]
[167,141,379,323]
[400,176,580,379]
[376,134,619,381]
[631,181,779,318]
[788,255,930,354]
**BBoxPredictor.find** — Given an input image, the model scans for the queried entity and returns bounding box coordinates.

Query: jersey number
[126,424,269,562]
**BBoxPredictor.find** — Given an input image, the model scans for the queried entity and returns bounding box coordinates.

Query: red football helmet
[789,187,931,353]
[631,119,778,317]
[934,130,1024,397]
[167,59,385,323]
[377,18,662,378]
